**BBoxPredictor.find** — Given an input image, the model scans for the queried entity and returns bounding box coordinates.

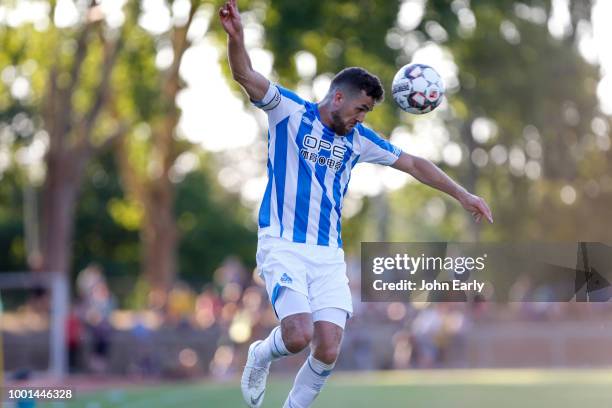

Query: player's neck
[316,99,335,129]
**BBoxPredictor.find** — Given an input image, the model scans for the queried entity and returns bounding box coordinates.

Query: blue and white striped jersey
[253,83,402,248]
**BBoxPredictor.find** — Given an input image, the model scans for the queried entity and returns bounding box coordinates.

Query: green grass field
[62,369,612,408]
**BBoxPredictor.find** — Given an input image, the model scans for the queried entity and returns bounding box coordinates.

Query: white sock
[283,355,334,408]
[253,326,292,365]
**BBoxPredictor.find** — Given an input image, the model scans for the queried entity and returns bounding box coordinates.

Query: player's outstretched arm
[392,152,493,223]
[219,0,269,101]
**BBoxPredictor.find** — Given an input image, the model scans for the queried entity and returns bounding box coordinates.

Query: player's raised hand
[459,192,493,224]
[219,0,243,38]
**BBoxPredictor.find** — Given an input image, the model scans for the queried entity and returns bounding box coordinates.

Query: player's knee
[313,343,340,365]
[312,320,344,364]
[283,328,312,353]
[281,313,313,353]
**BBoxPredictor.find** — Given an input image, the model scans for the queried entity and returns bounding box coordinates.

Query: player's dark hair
[330,67,384,103]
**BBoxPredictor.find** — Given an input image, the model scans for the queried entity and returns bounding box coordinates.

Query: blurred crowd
[4,256,612,379]
[60,258,475,377]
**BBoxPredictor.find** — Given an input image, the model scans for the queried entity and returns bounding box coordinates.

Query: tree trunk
[37,9,123,276]
[142,181,178,294]
[40,151,84,274]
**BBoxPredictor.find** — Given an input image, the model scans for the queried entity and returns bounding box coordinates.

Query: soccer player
[219,1,493,407]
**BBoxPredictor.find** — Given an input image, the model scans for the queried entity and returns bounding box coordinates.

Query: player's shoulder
[275,84,308,106]
[354,124,401,155]
[258,84,311,122]
[354,123,380,142]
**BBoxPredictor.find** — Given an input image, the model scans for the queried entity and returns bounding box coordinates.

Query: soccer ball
[391,63,445,114]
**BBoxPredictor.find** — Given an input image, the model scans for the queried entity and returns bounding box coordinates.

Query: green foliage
[0,168,26,271]
[70,149,257,300]
[107,198,144,231]
[442,2,607,240]
[175,153,257,286]
[125,276,151,310]
[115,26,161,121]
[72,151,140,287]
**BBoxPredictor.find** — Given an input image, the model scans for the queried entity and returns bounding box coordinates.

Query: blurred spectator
[76,263,116,373]
[66,305,83,373]
[130,314,159,377]
[214,256,250,290]
[76,264,104,301]
[28,286,49,314]
[195,284,223,330]
[167,281,196,329]
[391,329,412,369]
[411,306,443,368]
[438,304,469,366]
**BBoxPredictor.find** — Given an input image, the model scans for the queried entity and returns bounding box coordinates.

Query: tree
[115,0,203,294]
[72,150,140,296]
[175,152,257,285]
[0,168,26,271]
[414,0,608,241]
[0,1,127,275]
[2,0,258,296]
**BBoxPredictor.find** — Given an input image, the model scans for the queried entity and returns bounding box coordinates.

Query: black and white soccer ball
[391,63,445,114]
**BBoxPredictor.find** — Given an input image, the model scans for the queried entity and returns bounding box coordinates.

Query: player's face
[330,90,375,135]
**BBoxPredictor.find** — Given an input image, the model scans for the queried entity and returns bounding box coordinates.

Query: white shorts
[256,235,353,320]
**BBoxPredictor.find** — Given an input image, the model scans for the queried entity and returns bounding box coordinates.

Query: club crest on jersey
[300,134,346,172]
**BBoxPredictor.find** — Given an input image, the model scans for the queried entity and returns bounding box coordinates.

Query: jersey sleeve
[251,82,305,126]
[357,125,403,166]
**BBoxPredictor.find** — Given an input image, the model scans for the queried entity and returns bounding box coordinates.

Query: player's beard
[330,110,350,136]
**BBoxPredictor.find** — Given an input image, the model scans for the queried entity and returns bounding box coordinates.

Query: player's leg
[282,241,352,408]
[242,287,312,408]
[253,288,313,364]
[250,236,312,363]
[311,310,346,363]
[283,308,347,408]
